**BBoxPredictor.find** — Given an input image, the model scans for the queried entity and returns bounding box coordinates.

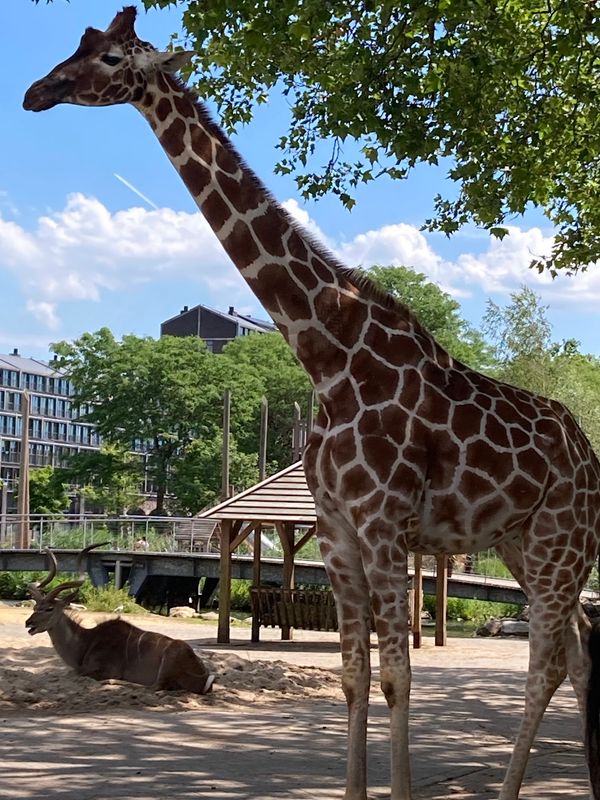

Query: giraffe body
[24,9,600,799]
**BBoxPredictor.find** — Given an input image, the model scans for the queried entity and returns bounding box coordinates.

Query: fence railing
[0,516,597,592]
[0,514,220,554]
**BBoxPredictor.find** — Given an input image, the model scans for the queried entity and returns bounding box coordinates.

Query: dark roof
[0,353,62,378]
[200,461,315,524]
[162,303,276,333]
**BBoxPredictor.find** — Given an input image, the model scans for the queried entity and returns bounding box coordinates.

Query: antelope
[26,543,215,694]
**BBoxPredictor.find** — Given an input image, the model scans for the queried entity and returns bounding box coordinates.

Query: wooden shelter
[200,461,449,646]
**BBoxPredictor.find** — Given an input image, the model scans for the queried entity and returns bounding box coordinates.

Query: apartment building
[161,304,276,353]
[0,349,100,511]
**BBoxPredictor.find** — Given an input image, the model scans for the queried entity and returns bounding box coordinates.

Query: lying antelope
[26,543,215,694]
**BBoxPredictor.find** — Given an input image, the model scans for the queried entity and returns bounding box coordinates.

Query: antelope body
[26,545,215,694]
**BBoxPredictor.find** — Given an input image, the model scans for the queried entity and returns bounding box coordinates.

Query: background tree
[483,286,600,452]
[53,330,239,513]
[221,332,313,470]
[482,286,553,395]
[138,0,600,274]
[170,433,259,515]
[366,265,490,368]
[62,445,142,517]
[26,467,70,516]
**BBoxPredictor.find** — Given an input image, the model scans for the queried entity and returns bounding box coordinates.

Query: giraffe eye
[101,54,122,67]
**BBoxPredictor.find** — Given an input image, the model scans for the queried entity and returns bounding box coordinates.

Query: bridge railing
[0,514,220,554]
[1,514,597,593]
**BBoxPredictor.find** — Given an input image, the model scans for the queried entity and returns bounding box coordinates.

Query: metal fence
[0,514,220,554]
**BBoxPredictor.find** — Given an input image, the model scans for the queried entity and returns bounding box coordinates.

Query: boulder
[476,618,503,637]
[169,606,198,618]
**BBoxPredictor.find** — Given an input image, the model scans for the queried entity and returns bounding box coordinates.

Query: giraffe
[24,8,600,799]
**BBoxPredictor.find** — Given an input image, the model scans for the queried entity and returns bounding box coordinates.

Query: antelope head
[26,543,107,635]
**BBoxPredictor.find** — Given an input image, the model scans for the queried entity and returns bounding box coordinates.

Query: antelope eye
[101,54,122,67]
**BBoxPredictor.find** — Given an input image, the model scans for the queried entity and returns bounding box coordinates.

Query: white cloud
[2,193,599,335]
[0,193,245,325]
[25,300,60,330]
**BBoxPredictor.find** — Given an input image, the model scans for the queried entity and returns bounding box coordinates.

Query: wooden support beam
[251,523,262,643]
[293,524,316,555]
[277,521,295,641]
[217,520,233,643]
[230,520,258,552]
[412,553,423,649]
[435,554,448,647]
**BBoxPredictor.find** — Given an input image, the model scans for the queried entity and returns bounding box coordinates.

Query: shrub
[78,581,145,614]
[422,594,522,623]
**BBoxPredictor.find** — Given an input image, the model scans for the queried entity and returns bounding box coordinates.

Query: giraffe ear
[152,50,195,74]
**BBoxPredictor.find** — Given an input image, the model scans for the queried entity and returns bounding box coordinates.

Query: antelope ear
[152,50,195,74]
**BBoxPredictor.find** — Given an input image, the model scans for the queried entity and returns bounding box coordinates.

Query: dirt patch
[0,607,342,714]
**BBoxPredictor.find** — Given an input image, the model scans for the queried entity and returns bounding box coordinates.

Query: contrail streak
[113,173,159,209]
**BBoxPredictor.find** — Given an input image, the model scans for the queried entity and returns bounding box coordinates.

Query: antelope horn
[45,541,110,601]
[28,548,59,599]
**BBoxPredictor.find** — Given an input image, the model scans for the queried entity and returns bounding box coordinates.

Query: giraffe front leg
[362,532,412,800]
[319,521,372,800]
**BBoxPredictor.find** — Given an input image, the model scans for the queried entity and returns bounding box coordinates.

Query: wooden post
[258,397,268,481]
[412,553,423,649]
[435,554,448,647]
[251,523,262,643]
[221,389,231,501]
[305,390,316,436]
[17,391,30,549]
[279,522,295,641]
[217,519,233,643]
[292,402,302,461]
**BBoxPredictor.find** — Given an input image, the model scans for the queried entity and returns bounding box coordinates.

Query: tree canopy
[134,0,599,275]
[483,286,600,452]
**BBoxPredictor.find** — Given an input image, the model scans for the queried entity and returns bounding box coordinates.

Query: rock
[476,618,503,637]
[168,606,198,619]
[515,605,530,622]
[500,620,529,637]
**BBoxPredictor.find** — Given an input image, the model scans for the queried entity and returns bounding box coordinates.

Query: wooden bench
[251,586,412,633]
[250,587,340,631]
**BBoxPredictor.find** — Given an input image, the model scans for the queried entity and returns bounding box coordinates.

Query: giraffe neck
[134,74,445,396]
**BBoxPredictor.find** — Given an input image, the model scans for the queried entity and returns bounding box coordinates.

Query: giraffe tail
[586,620,600,798]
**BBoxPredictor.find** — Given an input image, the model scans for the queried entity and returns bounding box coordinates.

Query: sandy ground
[0,604,590,799]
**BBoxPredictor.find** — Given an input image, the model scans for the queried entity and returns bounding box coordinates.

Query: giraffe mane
[166,73,448,358]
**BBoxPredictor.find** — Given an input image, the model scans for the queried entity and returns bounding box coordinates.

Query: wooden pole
[221,389,231,501]
[251,523,262,643]
[279,522,295,641]
[17,391,30,549]
[292,402,302,461]
[217,519,233,643]
[412,553,423,649]
[435,554,448,647]
[258,396,268,481]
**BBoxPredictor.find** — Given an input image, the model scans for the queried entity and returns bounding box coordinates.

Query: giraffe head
[23,6,192,112]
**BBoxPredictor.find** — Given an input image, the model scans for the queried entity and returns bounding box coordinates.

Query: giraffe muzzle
[23,78,75,112]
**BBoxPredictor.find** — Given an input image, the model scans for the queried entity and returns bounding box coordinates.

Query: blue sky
[1,0,599,361]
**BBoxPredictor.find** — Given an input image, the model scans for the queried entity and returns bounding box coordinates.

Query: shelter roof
[199,461,315,524]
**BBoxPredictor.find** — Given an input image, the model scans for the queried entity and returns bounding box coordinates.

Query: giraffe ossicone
[24,7,600,800]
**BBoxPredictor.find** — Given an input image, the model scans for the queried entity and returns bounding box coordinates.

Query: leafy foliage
[221,332,313,469]
[52,331,233,512]
[27,466,70,516]
[170,433,259,514]
[483,286,600,452]
[137,0,600,274]
[62,445,142,516]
